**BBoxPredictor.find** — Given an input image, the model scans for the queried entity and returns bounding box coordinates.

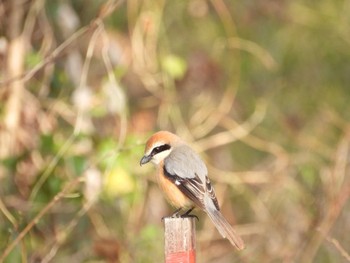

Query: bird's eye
[151,144,171,155]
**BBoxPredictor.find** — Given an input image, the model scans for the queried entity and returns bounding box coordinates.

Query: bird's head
[140,131,181,166]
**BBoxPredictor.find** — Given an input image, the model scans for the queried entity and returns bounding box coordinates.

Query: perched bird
[140,131,245,250]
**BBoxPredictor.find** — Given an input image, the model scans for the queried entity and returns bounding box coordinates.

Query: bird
[140,131,245,250]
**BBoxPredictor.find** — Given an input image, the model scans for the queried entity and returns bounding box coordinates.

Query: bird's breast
[156,166,192,208]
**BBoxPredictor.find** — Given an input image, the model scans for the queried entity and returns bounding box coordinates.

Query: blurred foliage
[1,0,350,262]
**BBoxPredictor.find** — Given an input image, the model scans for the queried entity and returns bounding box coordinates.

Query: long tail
[206,207,245,250]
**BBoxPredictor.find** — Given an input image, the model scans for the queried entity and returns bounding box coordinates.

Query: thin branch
[228,37,277,70]
[325,234,350,262]
[0,178,83,263]
[41,198,95,263]
[29,133,76,201]
[298,134,350,262]
[0,197,18,229]
[0,0,124,87]
[0,25,89,86]
[194,100,267,152]
[101,26,128,151]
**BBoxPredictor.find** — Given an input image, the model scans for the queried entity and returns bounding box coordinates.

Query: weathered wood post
[163,217,196,263]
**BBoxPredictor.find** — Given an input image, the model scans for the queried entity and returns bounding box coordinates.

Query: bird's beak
[140,155,152,166]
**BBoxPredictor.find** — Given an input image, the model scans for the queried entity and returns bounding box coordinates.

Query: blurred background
[1,0,350,262]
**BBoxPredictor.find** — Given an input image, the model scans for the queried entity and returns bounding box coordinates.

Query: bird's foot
[180,207,199,221]
[171,208,182,218]
[161,207,199,221]
[161,208,182,220]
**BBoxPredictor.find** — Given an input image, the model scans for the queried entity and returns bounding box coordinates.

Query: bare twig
[29,134,76,201]
[74,19,104,135]
[0,25,89,87]
[325,234,350,262]
[41,198,96,263]
[101,26,128,150]
[210,0,236,37]
[299,133,350,262]
[2,0,26,158]
[0,178,83,263]
[29,0,123,201]
[194,100,267,152]
[0,0,124,87]
[228,37,277,70]
[0,197,18,229]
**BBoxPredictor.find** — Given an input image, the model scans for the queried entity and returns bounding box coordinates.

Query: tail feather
[206,208,245,250]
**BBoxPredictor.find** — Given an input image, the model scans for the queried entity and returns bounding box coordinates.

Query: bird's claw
[161,207,198,221]
[161,214,199,221]
[180,207,199,221]
[161,208,182,221]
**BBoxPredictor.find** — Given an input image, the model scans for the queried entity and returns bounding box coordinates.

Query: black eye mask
[151,144,171,156]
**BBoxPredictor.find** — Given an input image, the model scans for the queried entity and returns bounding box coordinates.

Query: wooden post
[163,217,196,263]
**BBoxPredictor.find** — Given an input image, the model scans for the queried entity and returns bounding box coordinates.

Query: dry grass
[0,0,350,262]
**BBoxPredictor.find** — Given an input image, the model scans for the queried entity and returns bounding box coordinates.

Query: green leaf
[161,54,187,79]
